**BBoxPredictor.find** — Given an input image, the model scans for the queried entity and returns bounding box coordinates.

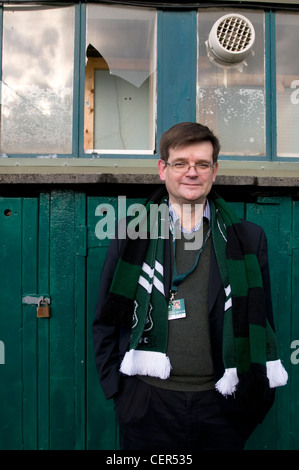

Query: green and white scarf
[100,188,288,398]
[209,193,288,397]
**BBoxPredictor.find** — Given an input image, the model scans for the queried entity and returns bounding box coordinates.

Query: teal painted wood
[0,198,23,449]
[157,10,197,149]
[86,196,119,450]
[0,196,52,450]
[265,11,277,161]
[268,198,292,450]
[227,202,245,220]
[244,198,292,450]
[74,192,87,449]
[37,193,51,450]
[290,201,299,450]
[72,3,83,157]
[0,191,89,450]
[49,190,82,450]
[22,198,39,450]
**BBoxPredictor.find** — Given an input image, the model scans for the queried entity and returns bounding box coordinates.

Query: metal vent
[208,14,255,64]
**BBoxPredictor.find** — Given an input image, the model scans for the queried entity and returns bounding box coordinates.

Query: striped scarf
[209,191,288,398]
[100,188,288,399]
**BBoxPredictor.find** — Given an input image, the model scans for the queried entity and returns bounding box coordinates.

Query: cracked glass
[84,4,157,153]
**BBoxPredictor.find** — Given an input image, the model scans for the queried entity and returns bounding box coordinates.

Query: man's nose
[185,165,198,176]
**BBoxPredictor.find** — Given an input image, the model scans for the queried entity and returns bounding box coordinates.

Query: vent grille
[217,16,253,52]
[208,14,255,64]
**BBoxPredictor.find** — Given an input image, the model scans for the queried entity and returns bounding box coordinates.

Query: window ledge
[0,159,298,186]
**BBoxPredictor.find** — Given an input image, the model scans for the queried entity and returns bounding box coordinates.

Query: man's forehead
[169,142,214,158]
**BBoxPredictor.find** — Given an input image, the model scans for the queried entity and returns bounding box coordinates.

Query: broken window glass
[84,4,157,153]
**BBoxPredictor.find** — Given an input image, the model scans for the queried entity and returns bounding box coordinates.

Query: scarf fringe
[216,360,288,397]
[266,359,288,388]
[120,350,171,379]
[215,368,238,397]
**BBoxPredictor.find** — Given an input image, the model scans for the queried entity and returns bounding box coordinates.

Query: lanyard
[170,225,211,301]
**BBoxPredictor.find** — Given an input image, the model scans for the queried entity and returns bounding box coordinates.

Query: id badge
[168,298,186,320]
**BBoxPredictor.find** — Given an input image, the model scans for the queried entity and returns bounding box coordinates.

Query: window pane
[276,13,299,157]
[197,10,265,156]
[1,5,74,155]
[85,4,156,153]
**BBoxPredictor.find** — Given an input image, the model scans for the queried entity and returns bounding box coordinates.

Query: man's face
[158,141,218,207]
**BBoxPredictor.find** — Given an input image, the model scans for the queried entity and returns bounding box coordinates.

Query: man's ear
[158,159,167,182]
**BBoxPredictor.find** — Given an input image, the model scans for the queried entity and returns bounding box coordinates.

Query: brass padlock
[37,298,51,318]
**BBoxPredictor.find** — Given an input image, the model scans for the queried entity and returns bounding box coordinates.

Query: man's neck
[170,199,206,232]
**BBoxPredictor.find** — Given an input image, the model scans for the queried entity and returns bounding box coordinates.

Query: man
[93,122,288,451]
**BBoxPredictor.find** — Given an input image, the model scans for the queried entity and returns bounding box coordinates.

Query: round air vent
[208,13,255,65]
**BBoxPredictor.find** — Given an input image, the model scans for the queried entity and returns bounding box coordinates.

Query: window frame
[81,3,158,158]
[0,3,298,163]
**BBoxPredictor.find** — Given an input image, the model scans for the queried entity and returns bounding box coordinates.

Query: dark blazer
[92,217,275,438]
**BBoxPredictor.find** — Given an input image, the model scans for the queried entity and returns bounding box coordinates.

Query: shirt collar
[169,199,211,234]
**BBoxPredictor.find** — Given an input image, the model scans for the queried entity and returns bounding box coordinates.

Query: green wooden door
[0,192,298,449]
[0,195,48,449]
[0,191,86,450]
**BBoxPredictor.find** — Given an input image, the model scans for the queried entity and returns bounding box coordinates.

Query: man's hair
[159,122,220,163]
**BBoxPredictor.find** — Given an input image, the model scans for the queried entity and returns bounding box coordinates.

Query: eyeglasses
[165,161,214,174]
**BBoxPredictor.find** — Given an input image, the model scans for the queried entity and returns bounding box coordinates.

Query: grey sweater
[140,220,215,391]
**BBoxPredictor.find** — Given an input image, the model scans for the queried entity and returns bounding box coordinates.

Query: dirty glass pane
[276,13,299,157]
[1,5,74,155]
[197,10,265,156]
[85,4,157,153]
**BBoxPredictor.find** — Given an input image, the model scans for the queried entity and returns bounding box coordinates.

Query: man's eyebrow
[171,157,213,163]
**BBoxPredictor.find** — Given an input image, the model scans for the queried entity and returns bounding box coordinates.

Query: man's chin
[179,190,206,203]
